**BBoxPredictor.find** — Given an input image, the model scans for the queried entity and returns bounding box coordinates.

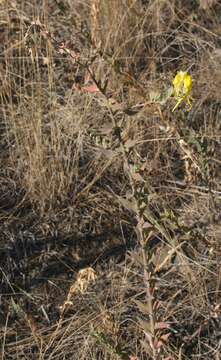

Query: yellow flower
[172,71,192,112]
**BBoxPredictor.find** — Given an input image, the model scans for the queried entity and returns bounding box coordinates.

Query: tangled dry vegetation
[0,0,221,359]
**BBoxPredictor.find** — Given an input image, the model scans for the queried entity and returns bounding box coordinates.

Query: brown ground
[0,1,221,359]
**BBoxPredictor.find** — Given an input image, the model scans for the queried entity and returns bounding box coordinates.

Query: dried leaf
[138,318,153,338]
[154,333,171,349]
[155,322,170,330]
[134,299,150,315]
[81,84,100,93]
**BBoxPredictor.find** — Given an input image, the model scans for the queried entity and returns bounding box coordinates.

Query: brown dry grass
[0,0,221,359]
